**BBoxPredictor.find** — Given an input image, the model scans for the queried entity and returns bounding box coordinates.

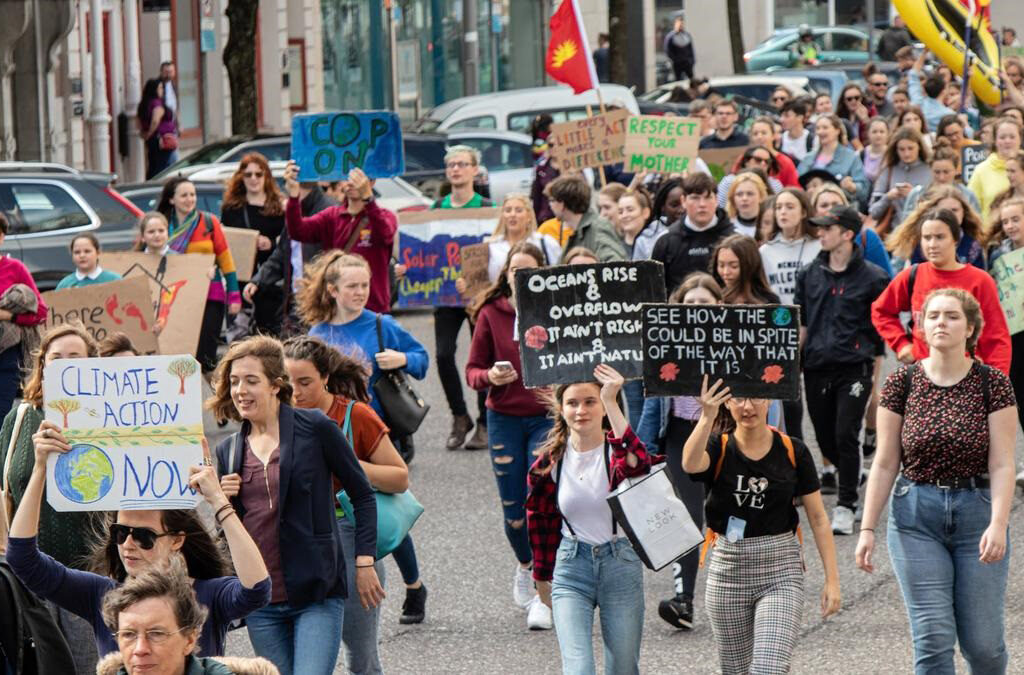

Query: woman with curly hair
[887,185,987,270]
[220,153,287,333]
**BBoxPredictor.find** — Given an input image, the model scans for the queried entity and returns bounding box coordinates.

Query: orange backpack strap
[714,433,728,479]
[700,434,730,568]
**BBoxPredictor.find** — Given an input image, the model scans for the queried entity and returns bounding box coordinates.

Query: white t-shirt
[486,233,562,284]
[558,441,615,545]
[780,128,812,162]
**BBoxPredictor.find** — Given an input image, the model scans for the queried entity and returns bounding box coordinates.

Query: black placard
[514,261,666,388]
[641,303,801,400]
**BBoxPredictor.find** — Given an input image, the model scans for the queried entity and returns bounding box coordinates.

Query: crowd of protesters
[2,33,1024,675]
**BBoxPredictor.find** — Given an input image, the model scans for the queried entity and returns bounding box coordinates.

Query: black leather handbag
[372,314,429,437]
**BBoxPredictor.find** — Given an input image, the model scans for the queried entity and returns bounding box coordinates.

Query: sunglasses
[111,523,175,550]
[243,171,264,178]
[771,95,788,102]
[844,95,862,102]
[870,80,888,86]
[748,156,771,164]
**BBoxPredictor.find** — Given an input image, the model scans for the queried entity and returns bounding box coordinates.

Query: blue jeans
[246,596,344,675]
[551,537,644,675]
[338,515,386,675]
[887,477,1009,675]
[486,408,553,564]
[622,379,644,432]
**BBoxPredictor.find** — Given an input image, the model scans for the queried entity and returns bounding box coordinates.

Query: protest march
[6,1,1024,673]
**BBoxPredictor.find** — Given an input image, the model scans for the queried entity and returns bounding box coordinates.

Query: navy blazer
[214,403,376,609]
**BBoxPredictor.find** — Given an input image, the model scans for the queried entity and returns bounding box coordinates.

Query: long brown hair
[534,381,621,473]
[295,250,370,325]
[468,241,545,322]
[710,234,777,305]
[221,152,285,215]
[282,335,371,403]
[205,335,294,423]
[887,185,982,256]
[22,324,99,407]
[921,288,984,355]
[770,188,815,240]
[987,196,1024,249]
[88,510,229,583]
[882,126,931,169]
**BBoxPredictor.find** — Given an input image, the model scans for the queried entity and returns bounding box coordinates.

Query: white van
[411,84,640,135]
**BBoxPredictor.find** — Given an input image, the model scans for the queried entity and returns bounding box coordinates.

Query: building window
[172,0,202,136]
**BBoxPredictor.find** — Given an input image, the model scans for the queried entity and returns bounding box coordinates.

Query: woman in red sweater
[0,213,46,418]
[465,240,554,630]
[871,208,1011,374]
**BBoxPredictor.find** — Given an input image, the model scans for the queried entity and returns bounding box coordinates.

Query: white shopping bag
[606,464,704,571]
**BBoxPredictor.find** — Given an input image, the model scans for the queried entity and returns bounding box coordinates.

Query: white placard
[43,355,204,512]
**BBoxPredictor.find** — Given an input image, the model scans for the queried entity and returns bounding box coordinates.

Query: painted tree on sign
[168,358,198,395]
[48,399,81,428]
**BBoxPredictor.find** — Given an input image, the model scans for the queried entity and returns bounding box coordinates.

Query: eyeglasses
[869,80,889,86]
[445,161,472,169]
[113,627,189,646]
[844,95,862,102]
[110,523,174,550]
[748,156,771,165]
[243,171,264,178]
[771,95,789,102]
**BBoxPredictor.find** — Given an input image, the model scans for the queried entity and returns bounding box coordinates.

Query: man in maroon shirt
[282,160,397,313]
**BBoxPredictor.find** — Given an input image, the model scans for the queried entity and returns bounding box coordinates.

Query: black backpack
[0,559,76,674]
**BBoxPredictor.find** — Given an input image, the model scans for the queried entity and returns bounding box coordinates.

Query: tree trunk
[608,0,627,84]
[726,0,746,75]
[224,0,260,135]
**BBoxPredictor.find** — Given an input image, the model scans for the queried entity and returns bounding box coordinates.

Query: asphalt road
[209,309,1024,674]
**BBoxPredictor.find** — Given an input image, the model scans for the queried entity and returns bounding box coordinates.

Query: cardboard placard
[701,145,751,184]
[990,246,1024,335]
[548,109,629,172]
[961,144,989,185]
[103,253,216,357]
[459,243,491,302]
[223,227,260,283]
[514,261,666,388]
[395,208,500,308]
[641,303,801,400]
[623,115,701,174]
[43,355,204,511]
[42,277,160,354]
[292,111,405,181]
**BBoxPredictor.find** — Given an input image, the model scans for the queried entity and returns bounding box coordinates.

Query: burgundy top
[465,295,548,417]
[239,443,287,603]
[880,363,1016,481]
[0,256,47,326]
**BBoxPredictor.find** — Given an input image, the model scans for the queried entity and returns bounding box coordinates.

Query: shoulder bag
[371,314,429,437]
[0,403,32,548]
[335,401,424,559]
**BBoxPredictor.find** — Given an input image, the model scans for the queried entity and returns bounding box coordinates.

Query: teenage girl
[55,234,122,289]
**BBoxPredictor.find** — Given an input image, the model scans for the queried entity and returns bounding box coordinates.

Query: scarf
[168,209,202,254]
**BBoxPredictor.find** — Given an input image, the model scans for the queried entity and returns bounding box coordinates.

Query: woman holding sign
[683,376,841,675]
[466,241,554,630]
[157,177,242,373]
[525,364,654,675]
[6,426,271,659]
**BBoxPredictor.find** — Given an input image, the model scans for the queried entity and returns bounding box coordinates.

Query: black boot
[400,584,428,624]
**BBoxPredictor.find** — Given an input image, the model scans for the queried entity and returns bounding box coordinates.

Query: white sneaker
[526,596,553,630]
[832,505,855,535]
[1016,469,1024,489]
[513,565,535,608]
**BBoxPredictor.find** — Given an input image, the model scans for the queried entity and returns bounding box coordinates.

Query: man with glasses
[432,146,494,450]
[699,100,749,150]
[866,74,895,118]
[770,87,792,113]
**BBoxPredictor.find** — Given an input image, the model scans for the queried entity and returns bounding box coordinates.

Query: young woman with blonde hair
[484,193,561,282]
[886,185,987,270]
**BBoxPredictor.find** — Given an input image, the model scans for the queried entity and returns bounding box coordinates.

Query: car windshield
[410,118,442,133]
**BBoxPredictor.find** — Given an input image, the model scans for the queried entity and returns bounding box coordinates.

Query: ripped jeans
[486,408,553,563]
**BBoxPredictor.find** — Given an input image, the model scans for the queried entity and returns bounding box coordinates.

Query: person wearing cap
[795,205,890,536]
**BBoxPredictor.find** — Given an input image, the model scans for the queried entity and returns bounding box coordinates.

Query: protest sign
[43,355,204,511]
[223,226,260,283]
[623,115,701,174]
[514,261,666,388]
[459,242,491,302]
[42,277,159,354]
[642,303,801,400]
[990,246,1024,334]
[292,111,405,181]
[701,145,751,184]
[395,208,499,308]
[103,252,215,356]
[548,108,629,172]
[961,144,989,185]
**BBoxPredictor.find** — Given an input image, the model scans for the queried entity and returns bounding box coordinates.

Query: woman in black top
[220,152,287,334]
[683,375,840,675]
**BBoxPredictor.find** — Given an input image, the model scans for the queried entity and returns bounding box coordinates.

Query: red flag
[545,0,598,94]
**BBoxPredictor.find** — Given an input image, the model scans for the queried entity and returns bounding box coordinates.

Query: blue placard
[291,111,405,181]
[396,232,486,308]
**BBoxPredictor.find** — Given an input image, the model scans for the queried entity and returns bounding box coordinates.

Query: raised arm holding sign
[291,111,405,181]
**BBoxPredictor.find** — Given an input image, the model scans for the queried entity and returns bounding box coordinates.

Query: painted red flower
[761,365,785,384]
[524,325,549,350]
[659,362,680,382]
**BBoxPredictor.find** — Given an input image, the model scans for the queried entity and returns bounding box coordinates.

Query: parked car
[151,134,292,182]
[410,84,640,134]
[639,75,815,107]
[118,181,226,215]
[744,27,872,72]
[761,68,849,102]
[403,130,534,203]
[0,165,144,290]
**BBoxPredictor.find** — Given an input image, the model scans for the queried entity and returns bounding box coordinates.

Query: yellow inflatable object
[893,0,1002,106]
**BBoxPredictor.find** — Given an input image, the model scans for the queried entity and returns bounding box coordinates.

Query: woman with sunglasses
[716,147,783,209]
[6,428,271,659]
[836,83,876,151]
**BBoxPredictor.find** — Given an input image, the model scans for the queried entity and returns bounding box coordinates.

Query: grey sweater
[868,161,933,226]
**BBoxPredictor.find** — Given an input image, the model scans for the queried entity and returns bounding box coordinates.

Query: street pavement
[211,309,1024,674]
